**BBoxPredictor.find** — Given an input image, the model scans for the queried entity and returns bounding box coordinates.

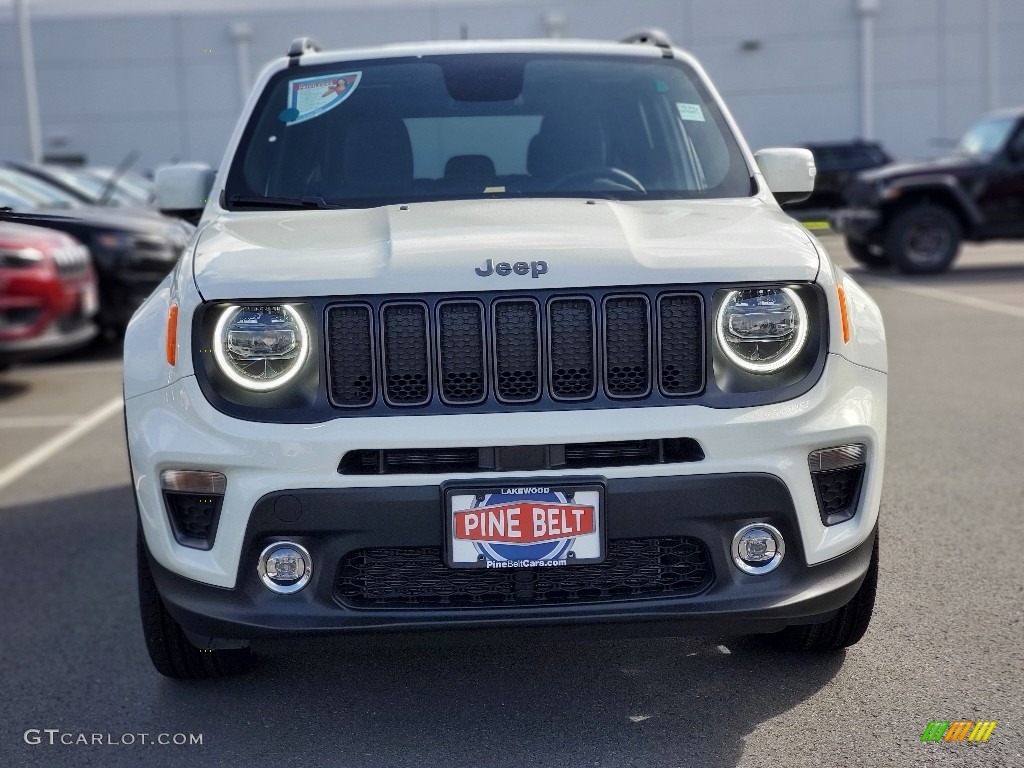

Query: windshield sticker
[279,72,362,125]
[676,102,706,122]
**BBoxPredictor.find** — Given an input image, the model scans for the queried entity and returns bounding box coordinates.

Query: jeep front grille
[326,289,704,411]
[334,537,714,609]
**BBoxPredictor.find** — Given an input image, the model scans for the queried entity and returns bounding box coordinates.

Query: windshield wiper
[228,194,350,210]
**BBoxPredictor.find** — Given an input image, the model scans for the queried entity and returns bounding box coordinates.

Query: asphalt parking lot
[1,234,1022,767]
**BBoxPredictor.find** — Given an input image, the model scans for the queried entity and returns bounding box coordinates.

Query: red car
[0,222,98,366]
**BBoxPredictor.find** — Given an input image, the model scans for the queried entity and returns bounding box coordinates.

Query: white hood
[191,198,819,300]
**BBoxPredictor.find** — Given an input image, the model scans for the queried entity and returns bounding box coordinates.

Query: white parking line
[862,276,1024,320]
[0,396,123,492]
[0,416,81,429]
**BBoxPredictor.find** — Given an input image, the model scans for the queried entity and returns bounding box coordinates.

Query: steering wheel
[549,167,647,194]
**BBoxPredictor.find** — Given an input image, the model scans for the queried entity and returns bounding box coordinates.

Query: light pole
[14,0,43,162]
[230,22,254,109]
[856,0,880,141]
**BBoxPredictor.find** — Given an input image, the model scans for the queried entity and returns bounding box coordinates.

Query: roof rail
[287,37,321,64]
[620,28,674,57]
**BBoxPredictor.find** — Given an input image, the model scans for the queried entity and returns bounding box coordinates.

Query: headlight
[716,287,808,374]
[213,304,309,391]
[0,247,44,269]
[95,232,136,250]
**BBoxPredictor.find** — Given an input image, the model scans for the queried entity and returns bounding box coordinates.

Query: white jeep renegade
[125,32,887,678]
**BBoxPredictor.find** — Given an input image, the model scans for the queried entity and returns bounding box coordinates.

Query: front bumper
[0,316,97,363]
[829,208,882,241]
[145,477,878,642]
[128,351,885,601]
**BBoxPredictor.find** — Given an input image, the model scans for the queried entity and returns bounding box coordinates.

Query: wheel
[765,529,878,652]
[550,166,647,194]
[844,236,891,270]
[883,205,961,274]
[137,527,253,679]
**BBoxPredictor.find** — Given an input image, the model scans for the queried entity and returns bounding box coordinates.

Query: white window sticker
[676,102,706,122]
[279,72,362,125]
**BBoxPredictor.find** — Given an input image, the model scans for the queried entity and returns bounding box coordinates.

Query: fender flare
[882,174,982,228]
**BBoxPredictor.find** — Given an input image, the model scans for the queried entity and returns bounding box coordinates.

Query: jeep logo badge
[475,259,548,278]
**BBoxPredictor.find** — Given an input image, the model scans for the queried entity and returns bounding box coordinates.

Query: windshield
[0,169,80,208]
[955,115,1017,157]
[225,53,753,209]
[39,166,133,205]
[85,168,153,204]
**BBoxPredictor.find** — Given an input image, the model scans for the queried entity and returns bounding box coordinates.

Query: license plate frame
[443,481,605,570]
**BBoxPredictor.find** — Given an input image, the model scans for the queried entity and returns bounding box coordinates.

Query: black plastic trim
[491,297,542,404]
[601,293,653,399]
[380,301,433,407]
[325,302,378,408]
[655,290,706,397]
[435,299,488,406]
[546,295,598,402]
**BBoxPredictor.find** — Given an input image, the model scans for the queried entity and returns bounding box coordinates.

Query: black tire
[137,528,253,679]
[883,204,962,274]
[765,529,878,652]
[844,237,891,270]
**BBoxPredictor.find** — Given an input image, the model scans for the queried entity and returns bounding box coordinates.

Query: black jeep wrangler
[832,108,1024,274]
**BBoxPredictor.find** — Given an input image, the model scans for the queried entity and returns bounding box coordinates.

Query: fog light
[257,542,312,594]
[732,524,785,575]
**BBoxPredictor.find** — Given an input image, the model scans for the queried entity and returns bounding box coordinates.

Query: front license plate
[444,482,604,570]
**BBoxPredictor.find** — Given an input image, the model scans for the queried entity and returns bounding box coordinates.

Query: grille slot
[603,295,651,398]
[492,298,541,403]
[381,302,431,406]
[547,297,597,401]
[437,301,486,405]
[339,438,704,475]
[327,304,376,407]
[335,537,713,609]
[658,293,704,395]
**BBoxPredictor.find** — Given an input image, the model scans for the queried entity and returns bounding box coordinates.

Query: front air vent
[327,304,376,407]
[381,302,431,406]
[657,293,704,395]
[436,300,487,405]
[603,295,651,398]
[339,437,705,475]
[547,297,597,401]
[492,298,541,403]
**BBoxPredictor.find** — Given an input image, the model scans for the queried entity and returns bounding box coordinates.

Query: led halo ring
[716,287,809,374]
[213,303,309,391]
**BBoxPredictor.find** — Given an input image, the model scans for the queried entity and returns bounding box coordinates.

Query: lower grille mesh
[334,537,713,608]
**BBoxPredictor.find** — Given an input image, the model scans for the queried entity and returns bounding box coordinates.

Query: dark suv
[832,108,1024,273]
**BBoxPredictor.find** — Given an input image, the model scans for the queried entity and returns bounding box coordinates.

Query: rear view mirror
[754,148,816,205]
[155,163,215,222]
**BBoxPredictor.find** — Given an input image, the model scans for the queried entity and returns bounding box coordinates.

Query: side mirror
[754,148,816,205]
[155,163,215,221]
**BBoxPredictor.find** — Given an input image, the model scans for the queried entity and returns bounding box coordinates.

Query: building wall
[0,0,1021,172]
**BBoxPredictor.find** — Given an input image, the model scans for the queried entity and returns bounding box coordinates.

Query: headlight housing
[213,304,309,391]
[0,247,44,269]
[716,287,809,374]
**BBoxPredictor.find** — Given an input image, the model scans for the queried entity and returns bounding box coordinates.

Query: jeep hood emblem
[475,258,548,278]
